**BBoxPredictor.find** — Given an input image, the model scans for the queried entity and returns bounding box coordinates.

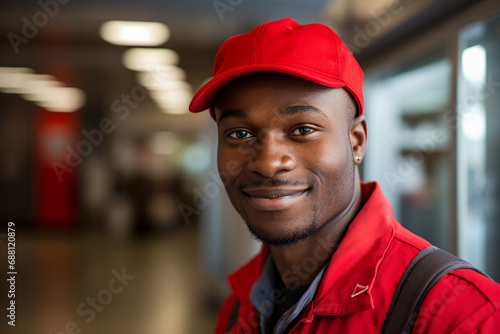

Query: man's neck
[270,171,363,288]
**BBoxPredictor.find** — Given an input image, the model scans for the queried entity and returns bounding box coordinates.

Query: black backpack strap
[381,246,491,334]
[225,300,241,333]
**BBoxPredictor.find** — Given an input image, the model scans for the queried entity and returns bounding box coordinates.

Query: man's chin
[246,220,319,247]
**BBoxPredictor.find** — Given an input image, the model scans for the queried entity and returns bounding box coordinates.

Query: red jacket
[216,182,500,333]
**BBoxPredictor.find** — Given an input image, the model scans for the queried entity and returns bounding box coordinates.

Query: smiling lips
[241,186,309,211]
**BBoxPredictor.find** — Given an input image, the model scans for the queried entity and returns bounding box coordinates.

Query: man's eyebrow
[217,109,247,124]
[284,104,328,118]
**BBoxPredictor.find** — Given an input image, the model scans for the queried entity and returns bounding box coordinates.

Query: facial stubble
[233,158,356,247]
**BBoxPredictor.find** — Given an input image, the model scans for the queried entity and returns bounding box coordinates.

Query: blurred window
[457,14,500,280]
[364,51,452,251]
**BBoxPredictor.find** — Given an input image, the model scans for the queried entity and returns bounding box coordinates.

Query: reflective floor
[1,225,218,334]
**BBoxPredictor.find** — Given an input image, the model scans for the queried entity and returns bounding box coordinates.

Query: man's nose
[247,135,296,178]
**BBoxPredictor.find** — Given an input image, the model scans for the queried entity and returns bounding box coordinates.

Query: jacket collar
[228,181,396,316]
[228,244,270,305]
[311,181,395,315]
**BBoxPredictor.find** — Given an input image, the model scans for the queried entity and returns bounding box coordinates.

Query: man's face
[214,73,358,246]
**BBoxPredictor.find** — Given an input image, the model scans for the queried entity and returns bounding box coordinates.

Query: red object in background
[33,107,80,229]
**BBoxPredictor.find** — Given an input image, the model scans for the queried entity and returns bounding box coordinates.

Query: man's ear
[349,115,367,165]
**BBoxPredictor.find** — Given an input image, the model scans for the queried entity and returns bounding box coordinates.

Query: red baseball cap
[189,18,364,117]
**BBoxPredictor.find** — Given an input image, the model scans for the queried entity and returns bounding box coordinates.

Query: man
[189,18,500,333]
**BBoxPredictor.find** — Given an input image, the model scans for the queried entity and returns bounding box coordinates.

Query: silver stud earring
[355,156,362,162]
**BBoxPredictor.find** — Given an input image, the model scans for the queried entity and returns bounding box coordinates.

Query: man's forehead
[215,103,330,125]
[213,74,355,124]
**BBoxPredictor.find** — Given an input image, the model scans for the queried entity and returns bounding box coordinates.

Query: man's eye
[228,130,253,139]
[291,127,314,135]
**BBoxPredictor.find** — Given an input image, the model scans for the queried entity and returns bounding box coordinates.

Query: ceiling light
[122,48,179,71]
[36,87,86,112]
[100,20,169,46]
[1,74,60,95]
[462,45,486,84]
[0,68,36,90]
[159,106,189,115]
[137,69,188,88]
[0,67,34,74]
[462,105,486,141]
[154,100,190,110]
[21,78,63,101]
[149,89,192,103]
[154,97,190,110]
[155,100,190,109]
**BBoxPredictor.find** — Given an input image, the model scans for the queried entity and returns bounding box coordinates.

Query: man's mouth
[241,186,309,211]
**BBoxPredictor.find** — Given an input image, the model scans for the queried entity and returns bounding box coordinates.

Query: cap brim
[189,64,347,116]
